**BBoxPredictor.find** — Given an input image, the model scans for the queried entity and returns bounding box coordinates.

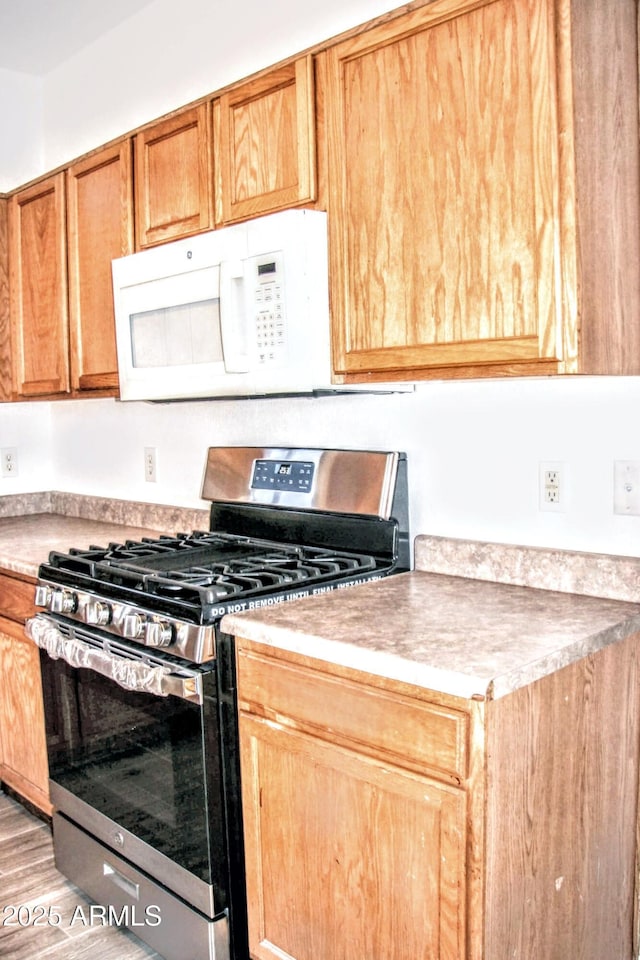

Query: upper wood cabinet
[134,103,213,248]
[324,0,640,381]
[9,173,70,397]
[67,141,134,392]
[214,55,317,224]
[9,142,132,401]
[0,198,10,402]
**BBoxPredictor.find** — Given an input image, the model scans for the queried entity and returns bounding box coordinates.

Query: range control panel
[252,459,315,493]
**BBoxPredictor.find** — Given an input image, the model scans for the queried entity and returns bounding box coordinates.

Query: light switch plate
[613,461,640,515]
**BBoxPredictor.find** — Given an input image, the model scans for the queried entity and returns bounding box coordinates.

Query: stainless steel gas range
[26,447,409,960]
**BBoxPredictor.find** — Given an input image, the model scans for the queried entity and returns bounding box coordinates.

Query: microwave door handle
[219,259,251,373]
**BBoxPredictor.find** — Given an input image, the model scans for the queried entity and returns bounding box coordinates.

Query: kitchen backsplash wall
[2,374,639,558]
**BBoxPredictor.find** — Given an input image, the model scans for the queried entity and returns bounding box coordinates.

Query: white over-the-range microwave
[112,208,406,401]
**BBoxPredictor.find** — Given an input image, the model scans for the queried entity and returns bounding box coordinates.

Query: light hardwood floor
[0,789,164,960]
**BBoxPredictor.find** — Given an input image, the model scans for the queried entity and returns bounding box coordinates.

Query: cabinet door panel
[67,140,134,392]
[240,714,466,960]
[0,572,35,623]
[215,56,316,223]
[326,0,562,378]
[0,199,10,402]
[9,173,69,396]
[0,616,50,812]
[135,104,212,247]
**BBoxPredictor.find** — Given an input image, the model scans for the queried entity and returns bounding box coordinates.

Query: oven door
[27,613,228,921]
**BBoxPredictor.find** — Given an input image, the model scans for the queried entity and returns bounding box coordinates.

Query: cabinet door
[214,55,316,224]
[67,141,134,392]
[134,104,213,248]
[240,713,467,960]
[0,198,10,402]
[0,616,51,813]
[9,173,69,397]
[325,0,566,381]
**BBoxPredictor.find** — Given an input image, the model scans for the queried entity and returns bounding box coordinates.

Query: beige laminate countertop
[0,492,211,579]
[0,514,166,578]
[221,568,640,701]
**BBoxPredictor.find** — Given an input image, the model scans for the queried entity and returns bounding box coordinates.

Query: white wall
[0,402,54,491]
[0,69,43,190]
[35,374,640,558]
[2,0,640,560]
[40,0,403,176]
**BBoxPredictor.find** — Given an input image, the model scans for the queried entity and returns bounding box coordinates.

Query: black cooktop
[40,531,389,621]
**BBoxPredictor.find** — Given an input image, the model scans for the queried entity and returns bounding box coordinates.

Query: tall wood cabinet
[0,571,50,814]
[236,631,640,960]
[9,173,70,397]
[0,198,10,402]
[214,55,317,224]
[66,141,134,392]
[9,141,133,401]
[324,0,640,382]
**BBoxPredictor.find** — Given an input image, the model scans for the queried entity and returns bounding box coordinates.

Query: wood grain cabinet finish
[66,140,134,392]
[214,55,317,224]
[324,0,640,382]
[236,632,640,960]
[134,103,213,248]
[0,572,50,815]
[0,198,10,402]
[9,173,70,397]
[237,643,470,960]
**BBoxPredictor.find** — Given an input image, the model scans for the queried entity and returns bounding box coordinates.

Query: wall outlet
[613,461,640,515]
[144,446,157,483]
[1,448,18,478]
[539,461,563,512]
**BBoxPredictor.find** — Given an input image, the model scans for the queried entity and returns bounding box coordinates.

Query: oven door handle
[26,615,203,704]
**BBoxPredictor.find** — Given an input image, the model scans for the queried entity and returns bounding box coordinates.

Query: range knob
[50,589,77,614]
[85,600,112,626]
[122,613,145,639]
[144,619,173,648]
[34,585,53,608]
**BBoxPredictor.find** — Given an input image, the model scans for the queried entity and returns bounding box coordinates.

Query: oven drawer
[53,814,229,960]
[237,646,469,782]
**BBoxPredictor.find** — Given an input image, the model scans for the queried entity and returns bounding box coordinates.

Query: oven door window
[41,654,223,886]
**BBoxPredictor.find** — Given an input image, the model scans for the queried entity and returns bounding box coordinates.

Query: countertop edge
[223,605,640,701]
[222,569,640,702]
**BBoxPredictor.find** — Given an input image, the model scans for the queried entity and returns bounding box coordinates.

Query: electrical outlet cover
[539,461,564,513]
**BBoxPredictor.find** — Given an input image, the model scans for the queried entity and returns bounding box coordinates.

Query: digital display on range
[252,459,315,492]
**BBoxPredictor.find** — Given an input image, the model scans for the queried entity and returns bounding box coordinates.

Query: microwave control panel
[250,253,286,365]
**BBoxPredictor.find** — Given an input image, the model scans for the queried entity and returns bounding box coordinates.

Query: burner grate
[45,534,383,611]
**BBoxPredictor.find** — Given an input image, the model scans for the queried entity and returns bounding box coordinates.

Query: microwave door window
[129,299,223,368]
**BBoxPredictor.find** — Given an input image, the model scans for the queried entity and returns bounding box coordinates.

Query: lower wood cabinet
[236,630,640,960]
[240,715,466,959]
[0,573,51,814]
